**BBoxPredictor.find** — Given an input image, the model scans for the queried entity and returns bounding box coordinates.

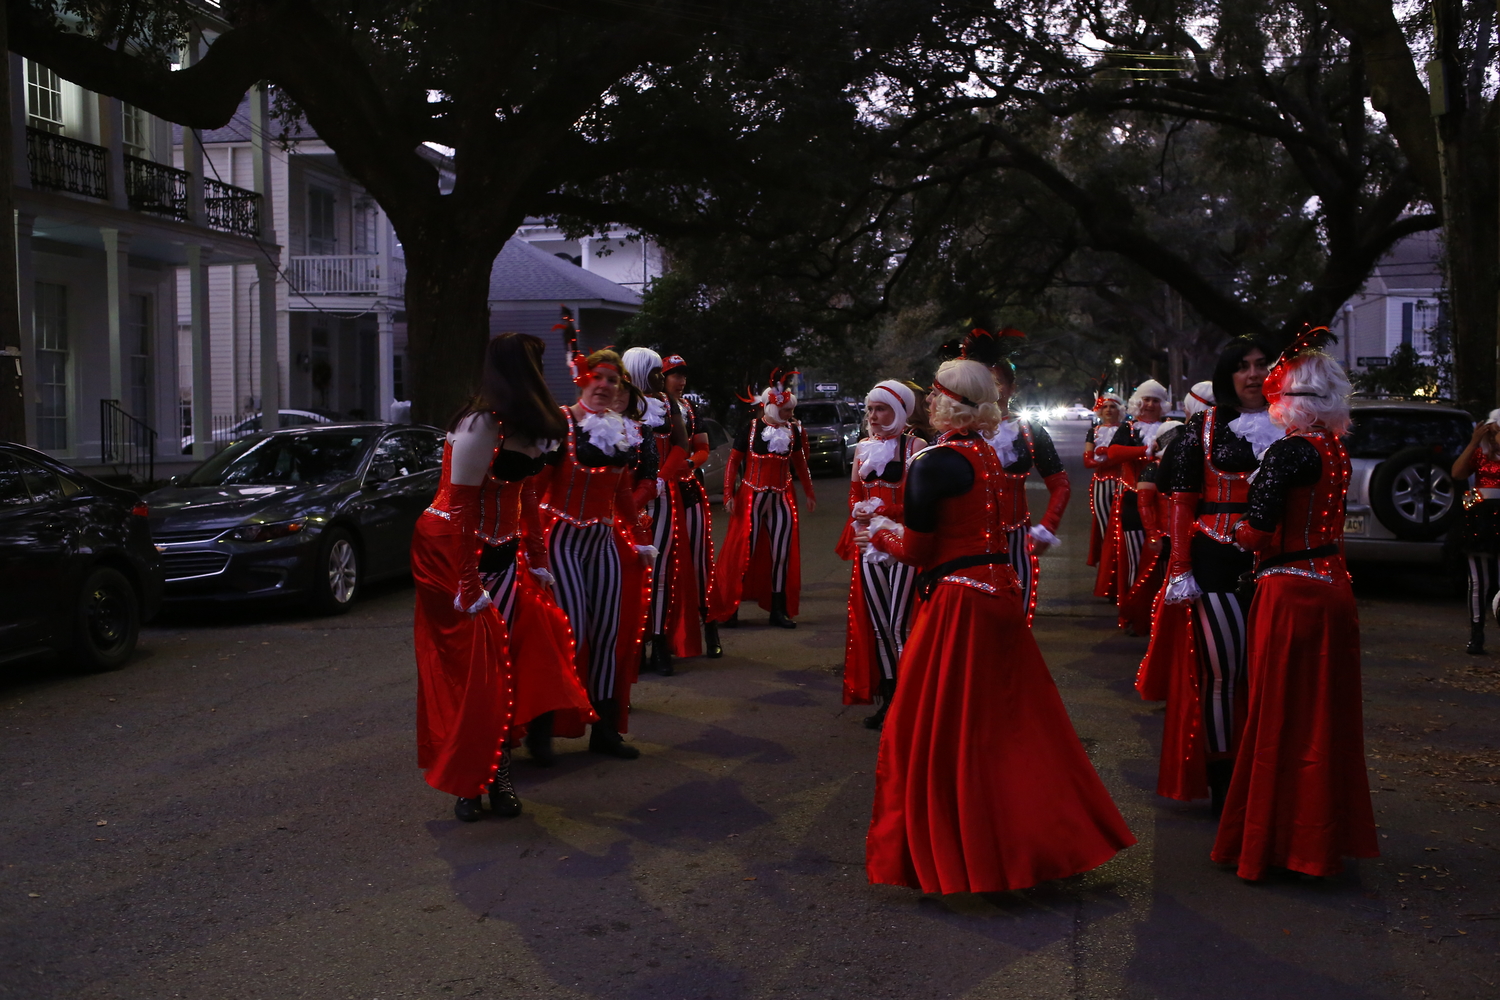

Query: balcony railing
[26,126,108,199]
[289,254,405,296]
[124,154,190,222]
[204,178,261,238]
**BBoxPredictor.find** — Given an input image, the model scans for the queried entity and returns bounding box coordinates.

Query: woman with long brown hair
[412,333,594,822]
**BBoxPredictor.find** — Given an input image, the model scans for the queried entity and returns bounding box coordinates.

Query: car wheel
[1369,445,1459,542]
[71,567,141,672]
[313,528,360,615]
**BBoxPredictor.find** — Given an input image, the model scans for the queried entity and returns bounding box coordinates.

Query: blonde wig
[930,359,1002,435]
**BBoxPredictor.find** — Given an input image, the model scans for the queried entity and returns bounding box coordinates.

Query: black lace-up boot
[769,592,797,629]
[651,634,675,676]
[589,699,641,759]
[704,614,723,658]
[454,796,484,823]
[1207,759,1234,819]
[864,677,897,730]
[489,751,522,818]
[1467,619,1485,655]
[525,711,555,767]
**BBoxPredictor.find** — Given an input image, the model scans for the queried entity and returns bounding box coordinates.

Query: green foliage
[1352,343,1442,399]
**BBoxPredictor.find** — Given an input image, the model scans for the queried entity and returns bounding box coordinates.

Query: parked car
[1342,399,1473,563]
[0,442,163,671]
[796,400,862,471]
[147,423,444,613]
[1062,404,1094,420]
[180,408,333,454]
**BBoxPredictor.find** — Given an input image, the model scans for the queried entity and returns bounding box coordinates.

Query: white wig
[865,380,915,432]
[1128,379,1168,417]
[1268,350,1352,437]
[758,383,797,423]
[931,359,1001,434]
[1481,408,1500,456]
[621,347,662,390]
[1185,380,1215,419]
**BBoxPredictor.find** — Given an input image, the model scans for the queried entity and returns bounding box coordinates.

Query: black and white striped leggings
[644,491,675,634]
[1468,554,1498,623]
[548,521,622,701]
[1117,490,1145,591]
[749,488,795,592]
[860,557,918,680]
[478,540,520,625]
[1091,477,1119,557]
[1192,591,1247,755]
[1005,524,1039,626]
[680,494,710,613]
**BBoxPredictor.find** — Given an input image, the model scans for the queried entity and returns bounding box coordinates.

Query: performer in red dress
[712,368,818,628]
[662,355,722,659]
[961,329,1071,626]
[1211,336,1378,881]
[1085,393,1127,597]
[1098,380,1169,610]
[839,380,924,728]
[525,348,656,761]
[1450,410,1500,654]
[861,359,1134,894]
[412,333,594,821]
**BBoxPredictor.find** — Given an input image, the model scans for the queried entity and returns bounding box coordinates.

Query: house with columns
[9,26,272,481]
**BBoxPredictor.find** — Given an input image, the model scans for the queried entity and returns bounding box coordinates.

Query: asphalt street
[2,419,1498,1000]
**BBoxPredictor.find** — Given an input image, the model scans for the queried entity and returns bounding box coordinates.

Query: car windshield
[1344,411,1472,459]
[186,432,373,486]
[797,402,841,425]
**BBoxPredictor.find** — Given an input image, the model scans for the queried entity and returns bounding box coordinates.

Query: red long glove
[1039,470,1070,535]
[1105,444,1147,465]
[1137,488,1162,538]
[792,437,817,507]
[443,482,488,612]
[847,479,862,514]
[1167,491,1201,577]
[723,449,744,503]
[871,523,937,568]
[1233,520,1275,553]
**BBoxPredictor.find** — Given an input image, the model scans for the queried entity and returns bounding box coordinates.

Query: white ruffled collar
[1093,423,1120,448]
[856,434,900,479]
[985,417,1023,466]
[641,395,668,430]
[760,420,793,455]
[1228,409,1282,460]
[577,408,639,455]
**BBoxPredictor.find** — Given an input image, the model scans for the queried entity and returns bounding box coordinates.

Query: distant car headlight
[231,519,307,542]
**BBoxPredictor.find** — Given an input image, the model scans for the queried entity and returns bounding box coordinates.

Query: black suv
[0,443,163,671]
[795,400,862,472]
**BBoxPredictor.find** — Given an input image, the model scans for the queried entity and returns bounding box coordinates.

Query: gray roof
[489,237,642,307]
[1370,230,1443,291]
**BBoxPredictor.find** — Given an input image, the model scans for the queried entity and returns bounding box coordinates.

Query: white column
[187,245,212,460]
[180,29,206,227]
[257,259,280,427]
[102,228,131,406]
[377,308,394,421]
[15,212,36,446]
[98,96,129,211]
[10,55,28,192]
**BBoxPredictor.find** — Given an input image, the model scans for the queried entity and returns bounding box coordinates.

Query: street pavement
[2,419,1498,1000]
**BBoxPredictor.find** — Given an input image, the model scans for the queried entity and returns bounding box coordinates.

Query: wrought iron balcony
[204,178,262,238]
[26,126,108,199]
[124,154,190,222]
[289,254,405,296]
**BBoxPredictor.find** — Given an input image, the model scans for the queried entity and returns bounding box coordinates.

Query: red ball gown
[866,430,1135,894]
[1210,428,1378,879]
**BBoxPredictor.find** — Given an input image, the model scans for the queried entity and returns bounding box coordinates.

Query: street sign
[814,382,839,393]
[1357,356,1390,368]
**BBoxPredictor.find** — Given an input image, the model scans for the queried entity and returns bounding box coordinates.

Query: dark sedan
[145,423,444,614]
[0,442,163,671]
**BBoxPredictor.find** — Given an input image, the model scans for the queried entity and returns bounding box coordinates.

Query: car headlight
[231,519,307,542]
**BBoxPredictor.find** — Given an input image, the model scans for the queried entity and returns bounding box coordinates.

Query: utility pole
[0,8,24,443]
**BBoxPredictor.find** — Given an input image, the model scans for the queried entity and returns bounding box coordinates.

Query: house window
[35,283,69,450]
[308,186,337,255]
[353,197,379,255]
[123,104,149,158]
[26,62,64,134]
[129,294,153,422]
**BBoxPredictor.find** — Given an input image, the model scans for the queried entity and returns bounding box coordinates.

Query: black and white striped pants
[860,556,918,679]
[1468,554,1498,623]
[548,521,622,701]
[1117,490,1145,590]
[644,491,675,634]
[1005,524,1039,626]
[478,540,520,625]
[750,488,795,592]
[1091,477,1119,555]
[680,493,710,614]
[1192,591,1247,755]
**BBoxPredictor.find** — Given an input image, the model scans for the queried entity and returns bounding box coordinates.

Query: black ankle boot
[651,634,675,676]
[1207,759,1234,819]
[722,609,740,628]
[769,592,796,629]
[704,617,723,658]
[454,796,484,822]
[525,711,556,767]
[589,699,641,759]
[489,752,522,818]
[1467,619,1485,655]
[864,677,897,730]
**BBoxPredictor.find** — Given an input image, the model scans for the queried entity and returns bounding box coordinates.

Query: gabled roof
[1369,230,1443,292]
[489,236,642,307]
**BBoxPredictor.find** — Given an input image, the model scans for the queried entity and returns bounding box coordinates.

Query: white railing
[288,254,405,296]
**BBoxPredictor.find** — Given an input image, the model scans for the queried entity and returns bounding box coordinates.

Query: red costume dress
[413,435,591,798]
[712,417,816,620]
[1084,422,1130,597]
[1097,420,1164,609]
[866,430,1135,894]
[1210,429,1378,879]
[527,409,651,733]
[838,431,923,708]
[666,395,717,654]
[983,418,1071,626]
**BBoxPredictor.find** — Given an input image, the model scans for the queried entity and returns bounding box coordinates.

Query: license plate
[1344,514,1366,535]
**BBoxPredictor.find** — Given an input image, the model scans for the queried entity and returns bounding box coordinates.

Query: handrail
[100,399,158,485]
[204,177,261,237]
[125,155,191,222]
[288,254,405,296]
[26,126,108,199]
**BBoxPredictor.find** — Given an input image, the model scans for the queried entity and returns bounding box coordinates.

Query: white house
[513,220,664,295]
[1335,230,1445,373]
[8,20,272,482]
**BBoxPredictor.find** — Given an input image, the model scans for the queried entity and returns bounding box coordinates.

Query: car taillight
[131,503,150,518]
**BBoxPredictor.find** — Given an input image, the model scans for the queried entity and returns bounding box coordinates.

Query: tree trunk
[1440,120,1499,414]
[402,241,499,428]
[0,8,26,443]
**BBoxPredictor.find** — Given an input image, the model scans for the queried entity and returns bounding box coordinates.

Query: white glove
[454,590,493,614]
[1029,525,1060,547]
[866,514,902,539]
[850,497,886,520]
[529,567,556,586]
[634,544,658,567]
[1163,572,1202,605]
